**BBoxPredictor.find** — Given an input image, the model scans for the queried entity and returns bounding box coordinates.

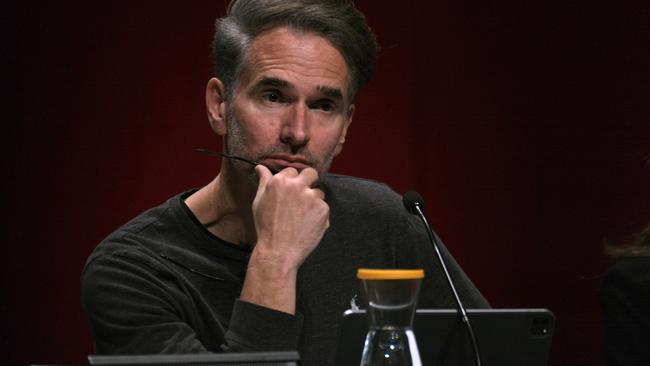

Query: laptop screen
[87,351,300,366]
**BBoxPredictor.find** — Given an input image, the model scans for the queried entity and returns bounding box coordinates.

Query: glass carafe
[357,269,424,366]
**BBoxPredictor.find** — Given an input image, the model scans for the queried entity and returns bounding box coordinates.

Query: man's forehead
[238,27,351,97]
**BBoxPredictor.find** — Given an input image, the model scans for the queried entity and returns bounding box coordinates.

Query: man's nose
[280,103,310,148]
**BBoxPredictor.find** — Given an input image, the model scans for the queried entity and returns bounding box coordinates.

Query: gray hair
[212,0,379,102]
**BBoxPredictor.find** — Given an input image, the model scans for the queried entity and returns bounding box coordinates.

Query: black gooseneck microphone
[403,191,482,366]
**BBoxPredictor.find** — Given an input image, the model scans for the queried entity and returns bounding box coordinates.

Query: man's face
[224,27,354,175]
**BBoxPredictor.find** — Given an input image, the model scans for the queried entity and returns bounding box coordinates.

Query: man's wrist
[248,239,302,277]
[240,245,299,315]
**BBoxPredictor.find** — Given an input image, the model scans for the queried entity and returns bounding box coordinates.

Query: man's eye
[315,101,336,112]
[263,92,281,103]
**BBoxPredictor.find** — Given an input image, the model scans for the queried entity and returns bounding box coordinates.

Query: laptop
[335,308,555,366]
[87,351,300,366]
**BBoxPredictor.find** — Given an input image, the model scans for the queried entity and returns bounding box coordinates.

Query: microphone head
[403,190,425,214]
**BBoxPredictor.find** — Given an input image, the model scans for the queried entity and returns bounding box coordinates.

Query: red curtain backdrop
[8,1,649,365]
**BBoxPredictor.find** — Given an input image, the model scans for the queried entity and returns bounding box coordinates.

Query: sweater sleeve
[224,300,304,351]
[82,248,304,354]
[81,250,209,354]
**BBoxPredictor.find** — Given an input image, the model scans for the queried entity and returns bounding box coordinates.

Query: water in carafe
[357,269,424,366]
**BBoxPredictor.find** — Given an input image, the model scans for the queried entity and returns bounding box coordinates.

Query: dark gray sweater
[81,174,488,365]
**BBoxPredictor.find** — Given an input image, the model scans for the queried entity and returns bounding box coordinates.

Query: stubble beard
[224,112,260,190]
[224,107,338,184]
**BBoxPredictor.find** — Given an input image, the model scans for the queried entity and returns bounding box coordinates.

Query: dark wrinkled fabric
[82,173,489,365]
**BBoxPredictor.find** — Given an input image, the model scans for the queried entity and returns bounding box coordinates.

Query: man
[81,1,489,365]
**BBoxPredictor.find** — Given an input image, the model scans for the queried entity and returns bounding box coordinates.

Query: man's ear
[206,77,228,136]
[333,104,355,157]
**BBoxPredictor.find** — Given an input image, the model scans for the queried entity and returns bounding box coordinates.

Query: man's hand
[239,164,329,314]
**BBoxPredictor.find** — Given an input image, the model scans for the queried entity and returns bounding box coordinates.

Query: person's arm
[82,247,304,354]
[81,251,209,354]
[82,166,329,354]
[239,165,329,314]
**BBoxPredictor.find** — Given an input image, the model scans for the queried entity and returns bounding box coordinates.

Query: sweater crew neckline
[170,189,253,261]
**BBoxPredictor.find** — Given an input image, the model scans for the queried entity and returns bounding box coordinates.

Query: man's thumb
[255,164,272,190]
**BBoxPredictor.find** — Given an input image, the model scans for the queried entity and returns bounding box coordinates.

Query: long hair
[605,223,650,259]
